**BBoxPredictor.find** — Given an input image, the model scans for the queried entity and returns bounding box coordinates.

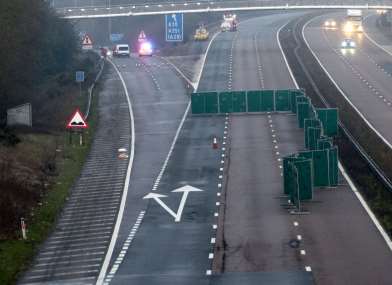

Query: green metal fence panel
[296,96,309,105]
[288,161,299,203]
[304,119,321,149]
[191,93,205,114]
[261,90,275,111]
[312,149,329,187]
[297,102,310,128]
[293,159,313,200]
[283,155,298,195]
[219,92,233,113]
[298,150,329,187]
[316,108,338,137]
[232,91,247,113]
[309,105,317,120]
[290,90,305,113]
[328,147,339,186]
[317,137,333,150]
[247,91,262,112]
[308,127,322,150]
[275,90,291,111]
[205,92,219,113]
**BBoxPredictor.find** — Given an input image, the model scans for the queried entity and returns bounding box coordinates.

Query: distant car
[138,42,153,56]
[341,38,356,48]
[100,46,112,58]
[113,44,130,57]
[324,19,337,29]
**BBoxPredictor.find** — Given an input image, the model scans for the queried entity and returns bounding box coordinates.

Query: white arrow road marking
[143,185,203,222]
[143,193,177,219]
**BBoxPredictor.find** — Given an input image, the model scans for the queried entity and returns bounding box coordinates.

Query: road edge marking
[277,21,299,88]
[96,58,136,285]
[302,16,392,149]
[278,15,392,251]
[158,56,196,89]
[151,27,221,191]
[97,26,221,284]
[363,13,392,57]
[338,163,392,250]
[195,31,221,91]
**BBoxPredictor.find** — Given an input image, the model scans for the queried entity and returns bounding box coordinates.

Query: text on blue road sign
[165,13,183,42]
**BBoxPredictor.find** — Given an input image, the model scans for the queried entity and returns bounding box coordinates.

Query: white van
[113,44,130,57]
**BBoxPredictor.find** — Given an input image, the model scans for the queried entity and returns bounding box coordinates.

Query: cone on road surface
[212,137,218,149]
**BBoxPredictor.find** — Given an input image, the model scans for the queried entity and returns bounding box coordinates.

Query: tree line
[0,0,79,124]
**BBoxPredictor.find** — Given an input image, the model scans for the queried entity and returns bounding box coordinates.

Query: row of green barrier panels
[191,89,304,115]
[283,92,340,208]
[191,90,339,139]
[295,95,338,137]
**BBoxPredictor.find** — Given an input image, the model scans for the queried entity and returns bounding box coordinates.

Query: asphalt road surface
[304,12,392,147]
[106,12,314,285]
[19,10,392,285]
[18,65,132,285]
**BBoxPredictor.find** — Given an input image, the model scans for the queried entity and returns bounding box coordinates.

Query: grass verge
[0,71,101,285]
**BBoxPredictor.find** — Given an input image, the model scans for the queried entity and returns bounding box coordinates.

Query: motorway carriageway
[102,11,392,285]
[19,11,392,285]
[304,12,392,150]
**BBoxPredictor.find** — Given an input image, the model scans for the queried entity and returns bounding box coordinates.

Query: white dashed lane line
[207,114,230,275]
[254,32,265,88]
[227,33,238,90]
[269,114,311,272]
[322,30,392,109]
[104,211,146,285]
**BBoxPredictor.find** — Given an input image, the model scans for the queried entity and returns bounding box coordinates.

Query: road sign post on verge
[66,109,88,146]
[76,71,85,98]
[21,218,27,240]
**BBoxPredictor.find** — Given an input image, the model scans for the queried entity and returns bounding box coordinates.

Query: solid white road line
[303,16,392,150]
[278,15,392,252]
[96,58,136,285]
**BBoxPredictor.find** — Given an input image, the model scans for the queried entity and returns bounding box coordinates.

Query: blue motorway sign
[165,13,183,42]
[110,33,124,42]
[75,71,85,83]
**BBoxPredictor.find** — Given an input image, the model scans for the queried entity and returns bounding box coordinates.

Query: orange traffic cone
[213,137,218,149]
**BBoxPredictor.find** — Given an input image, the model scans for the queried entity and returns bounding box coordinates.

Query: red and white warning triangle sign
[138,30,147,42]
[82,34,93,45]
[66,109,88,129]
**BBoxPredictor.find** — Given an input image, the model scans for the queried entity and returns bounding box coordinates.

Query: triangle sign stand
[66,109,88,129]
[66,109,88,146]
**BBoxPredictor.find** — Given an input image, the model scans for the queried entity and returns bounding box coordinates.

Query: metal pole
[21,218,27,240]
[108,0,112,43]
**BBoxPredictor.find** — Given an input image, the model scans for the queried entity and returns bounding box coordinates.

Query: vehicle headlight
[325,21,330,26]
[331,21,336,27]
[350,41,356,47]
[341,41,347,47]
[344,23,353,33]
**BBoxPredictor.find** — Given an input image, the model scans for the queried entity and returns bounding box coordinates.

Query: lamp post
[108,0,112,43]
